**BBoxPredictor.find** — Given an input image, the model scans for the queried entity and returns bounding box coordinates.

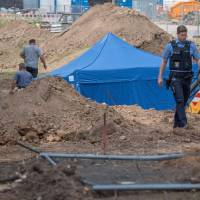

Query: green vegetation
[0,18,9,28]
[0,71,15,79]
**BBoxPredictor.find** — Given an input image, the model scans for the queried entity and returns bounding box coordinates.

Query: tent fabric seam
[75,33,110,74]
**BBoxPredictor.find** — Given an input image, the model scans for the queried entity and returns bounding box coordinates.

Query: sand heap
[0,77,133,145]
[0,4,171,69]
[1,155,200,200]
[0,20,52,69]
[1,77,200,154]
[45,3,171,62]
[0,159,93,200]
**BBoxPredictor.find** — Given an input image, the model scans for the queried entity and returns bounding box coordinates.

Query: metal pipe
[40,153,185,161]
[17,141,40,154]
[92,183,200,191]
[41,154,57,166]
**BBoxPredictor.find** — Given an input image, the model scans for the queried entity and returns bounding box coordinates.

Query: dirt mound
[46,3,171,63]
[1,155,200,200]
[159,155,200,183]
[0,77,132,145]
[0,159,92,200]
[113,105,200,149]
[1,77,200,155]
[0,4,170,70]
[0,20,53,69]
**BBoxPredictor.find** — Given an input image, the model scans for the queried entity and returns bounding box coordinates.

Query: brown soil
[1,156,200,200]
[0,159,93,200]
[1,77,200,156]
[46,3,171,64]
[0,4,171,70]
[1,4,200,199]
[0,77,132,146]
[0,20,53,69]
[1,77,200,200]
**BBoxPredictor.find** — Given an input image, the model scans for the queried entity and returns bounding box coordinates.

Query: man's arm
[37,48,47,70]
[158,59,168,86]
[157,43,171,87]
[40,54,47,70]
[10,80,17,94]
[20,48,25,59]
[10,72,19,94]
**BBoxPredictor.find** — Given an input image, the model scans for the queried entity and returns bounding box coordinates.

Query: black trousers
[171,75,192,128]
[26,67,38,78]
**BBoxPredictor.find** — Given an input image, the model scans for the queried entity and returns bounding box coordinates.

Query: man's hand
[157,76,163,87]
[43,64,48,70]
[40,55,47,70]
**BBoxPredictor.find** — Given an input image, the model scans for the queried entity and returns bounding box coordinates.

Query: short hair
[29,39,36,44]
[19,63,26,69]
[177,25,187,34]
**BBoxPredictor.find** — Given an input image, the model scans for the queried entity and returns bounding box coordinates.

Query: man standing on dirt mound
[158,25,200,129]
[20,39,47,78]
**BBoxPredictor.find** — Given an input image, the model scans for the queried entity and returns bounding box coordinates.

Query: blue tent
[51,32,197,110]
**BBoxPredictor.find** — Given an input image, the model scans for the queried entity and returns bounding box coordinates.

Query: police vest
[169,40,192,72]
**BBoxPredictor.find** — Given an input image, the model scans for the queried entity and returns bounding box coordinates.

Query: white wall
[40,0,71,13]
[163,0,191,10]
[57,0,71,12]
[40,0,54,12]
[23,0,39,9]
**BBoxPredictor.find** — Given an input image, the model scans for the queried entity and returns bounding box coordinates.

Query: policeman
[158,25,200,129]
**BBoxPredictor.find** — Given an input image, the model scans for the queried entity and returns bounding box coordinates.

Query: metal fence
[1,1,200,37]
[0,5,88,24]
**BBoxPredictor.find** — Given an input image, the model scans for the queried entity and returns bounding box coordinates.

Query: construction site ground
[1,4,200,200]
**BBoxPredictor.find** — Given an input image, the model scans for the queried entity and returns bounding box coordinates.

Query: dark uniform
[163,39,200,128]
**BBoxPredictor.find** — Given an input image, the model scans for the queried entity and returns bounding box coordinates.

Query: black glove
[166,79,171,90]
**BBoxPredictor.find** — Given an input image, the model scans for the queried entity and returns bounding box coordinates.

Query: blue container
[157,0,163,5]
[71,0,89,13]
[23,0,39,9]
[116,0,133,8]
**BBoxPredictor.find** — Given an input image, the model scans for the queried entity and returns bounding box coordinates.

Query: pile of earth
[45,3,171,65]
[0,20,53,69]
[1,154,200,200]
[113,105,200,148]
[0,4,171,70]
[1,77,200,155]
[0,158,93,200]
[0,77,134,145]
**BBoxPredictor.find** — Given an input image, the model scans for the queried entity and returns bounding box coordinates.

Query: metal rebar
[102,112,108,154]
[92,183,200,191]
[17,141,40,154]
[40,153,185,161]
